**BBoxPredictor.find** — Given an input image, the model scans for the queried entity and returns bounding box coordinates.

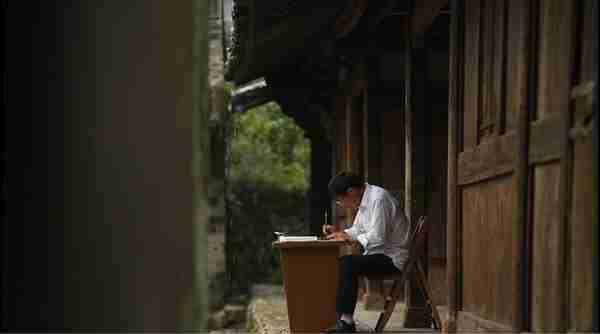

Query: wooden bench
[363,216,442,332]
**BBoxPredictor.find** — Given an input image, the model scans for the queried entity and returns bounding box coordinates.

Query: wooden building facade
[225,0,598,332]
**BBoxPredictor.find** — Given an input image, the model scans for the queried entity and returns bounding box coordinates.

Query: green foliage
[227,182,308,290]
[229,102,310,192]
[226,102,310,293]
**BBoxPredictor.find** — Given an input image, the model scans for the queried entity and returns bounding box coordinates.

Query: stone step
[247,284,444,333]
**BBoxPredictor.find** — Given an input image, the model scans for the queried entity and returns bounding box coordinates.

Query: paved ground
[247,284,441,334]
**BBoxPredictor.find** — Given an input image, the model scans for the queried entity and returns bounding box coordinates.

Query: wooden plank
[504,0,530,131]
[535,0,576,331]
[478,0,495,141]
[569,138,595,331]
[530,163,563,332]
[536,0,574,118]
[569,2,596,329]
[461,176,517,326]
[462,0,481,150]
[492,0,507,135]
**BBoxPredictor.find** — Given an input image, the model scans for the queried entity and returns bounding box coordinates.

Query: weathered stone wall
[208,0,230,310]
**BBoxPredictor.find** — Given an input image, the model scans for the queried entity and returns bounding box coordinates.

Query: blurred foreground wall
[2,1,209,331]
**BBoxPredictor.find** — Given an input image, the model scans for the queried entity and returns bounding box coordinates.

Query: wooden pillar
[446,0,464,331]
[403,21,430,328]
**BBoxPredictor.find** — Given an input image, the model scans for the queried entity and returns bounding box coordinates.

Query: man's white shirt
[344,183,411,270]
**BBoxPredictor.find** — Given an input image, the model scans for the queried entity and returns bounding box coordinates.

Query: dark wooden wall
[451,0,596,331]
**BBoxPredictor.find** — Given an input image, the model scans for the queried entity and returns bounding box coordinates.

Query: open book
[277,235,318,242]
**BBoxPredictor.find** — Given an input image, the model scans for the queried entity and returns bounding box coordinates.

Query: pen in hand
[322,223,332,239]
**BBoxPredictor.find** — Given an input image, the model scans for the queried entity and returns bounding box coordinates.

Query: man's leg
[335,254,400,321]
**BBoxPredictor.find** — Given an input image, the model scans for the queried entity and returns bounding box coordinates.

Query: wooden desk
[274,240,346,333]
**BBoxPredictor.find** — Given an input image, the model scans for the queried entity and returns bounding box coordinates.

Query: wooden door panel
[535,0,574,118]
[461,175,516,325]
[531,163,563,331]
[454,0,594,331]
[459,0,521,327]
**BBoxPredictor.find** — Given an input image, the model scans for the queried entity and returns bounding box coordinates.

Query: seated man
[323,172,411,333]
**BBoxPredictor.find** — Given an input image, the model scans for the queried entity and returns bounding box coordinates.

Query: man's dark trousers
[336,254,401,316]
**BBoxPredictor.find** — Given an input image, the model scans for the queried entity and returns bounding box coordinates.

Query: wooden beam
[412,0,449,40]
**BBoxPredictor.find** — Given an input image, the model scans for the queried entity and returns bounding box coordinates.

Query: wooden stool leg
[415,262,442,329]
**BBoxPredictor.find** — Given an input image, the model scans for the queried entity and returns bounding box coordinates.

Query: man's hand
[325,231,352,241]
[321,224,339,236]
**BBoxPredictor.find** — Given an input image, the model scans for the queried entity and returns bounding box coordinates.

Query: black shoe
[324,319,356,333]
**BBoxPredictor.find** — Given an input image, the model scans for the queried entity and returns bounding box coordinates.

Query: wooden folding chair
[366,216,442,332]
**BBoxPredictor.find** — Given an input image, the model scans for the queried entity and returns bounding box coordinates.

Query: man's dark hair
[328,171,364,196]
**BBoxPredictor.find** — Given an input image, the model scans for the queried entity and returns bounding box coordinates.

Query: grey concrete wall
[3,1,208,331]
